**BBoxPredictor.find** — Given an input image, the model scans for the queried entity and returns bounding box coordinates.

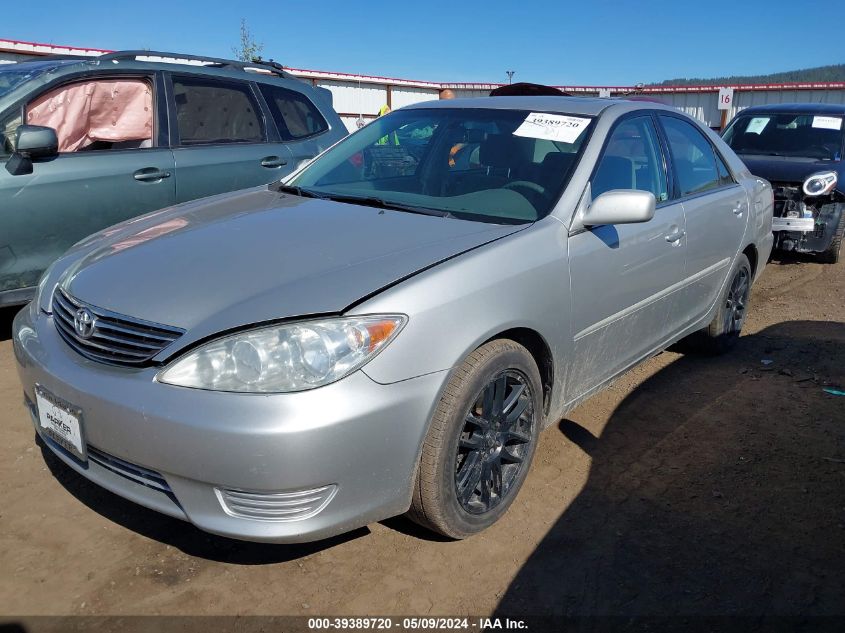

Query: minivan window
[660,116,721,196]
[258,84,328,140]
[26,78,153,152]
[592,116,668,202]
[172,77,264,145]
[291,108,593,223]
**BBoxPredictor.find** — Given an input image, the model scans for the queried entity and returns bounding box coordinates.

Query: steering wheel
[503,180,546,195]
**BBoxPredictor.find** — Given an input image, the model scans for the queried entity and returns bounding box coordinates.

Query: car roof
[404,96,622,116]
[738,102,845,116]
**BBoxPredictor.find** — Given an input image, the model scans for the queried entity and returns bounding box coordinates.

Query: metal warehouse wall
[3,40,845,132]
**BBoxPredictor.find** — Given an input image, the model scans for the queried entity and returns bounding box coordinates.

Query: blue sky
[4,1,841,85]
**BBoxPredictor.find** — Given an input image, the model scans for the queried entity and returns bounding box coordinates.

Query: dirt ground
[0,253,843,627]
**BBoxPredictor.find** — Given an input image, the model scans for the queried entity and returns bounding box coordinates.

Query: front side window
[290,108,593,223]
[258,84,328,140]
[0,108,22,159]
[173,77,264,145]
[723,112,843,161]
[591,116,668,202]
[26,78,153,152]
[660,116,721,196]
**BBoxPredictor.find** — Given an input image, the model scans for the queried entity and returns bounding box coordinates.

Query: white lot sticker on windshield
[513,113,591,144]
[746,117,770,134]
[812,116,843,130]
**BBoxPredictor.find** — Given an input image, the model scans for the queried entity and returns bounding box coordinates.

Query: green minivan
[0,51,347,307]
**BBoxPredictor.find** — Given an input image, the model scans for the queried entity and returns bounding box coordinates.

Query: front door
[566,115,687,402]
[0,75,175,297]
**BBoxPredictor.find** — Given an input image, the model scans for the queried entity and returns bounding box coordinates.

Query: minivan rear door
[166,74,295,202]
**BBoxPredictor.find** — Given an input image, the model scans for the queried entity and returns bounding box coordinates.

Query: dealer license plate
[35,385,87,462]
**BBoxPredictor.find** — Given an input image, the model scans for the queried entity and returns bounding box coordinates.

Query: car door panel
[167,74,296,203]
[567,202,686,401]
[658,114,749,324]
[566,114,686,402]
[0,71,175,295]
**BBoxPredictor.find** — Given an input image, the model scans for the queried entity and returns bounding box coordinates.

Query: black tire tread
[818,209,844,264]
[408,339,538,538]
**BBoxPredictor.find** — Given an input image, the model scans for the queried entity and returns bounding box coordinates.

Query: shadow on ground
[495,320,845,622]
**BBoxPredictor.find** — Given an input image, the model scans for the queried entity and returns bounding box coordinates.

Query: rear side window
[660,116,721,196]
[258,84,328,140]
[592,116,668,202]
[172,77,264,145]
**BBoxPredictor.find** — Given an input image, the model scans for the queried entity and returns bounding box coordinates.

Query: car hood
[739,155,844,190]
[59,187,523,349]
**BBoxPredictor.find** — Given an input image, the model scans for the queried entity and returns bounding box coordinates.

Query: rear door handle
[665,228,685,243]
[133,168,171,182]
[732,202,746,216]
[260,156,288,169]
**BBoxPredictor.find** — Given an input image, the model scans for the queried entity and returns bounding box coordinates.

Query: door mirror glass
[6,125,58,176]
[583,189,656,226]
[16,125,58,158]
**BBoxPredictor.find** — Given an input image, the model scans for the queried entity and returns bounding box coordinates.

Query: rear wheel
[687,254,752,355]
[408,339,542,539]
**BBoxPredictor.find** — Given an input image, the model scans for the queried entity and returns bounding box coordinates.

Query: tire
[687,253,752,355]
[408,339,543,539]
[818,208,844,264]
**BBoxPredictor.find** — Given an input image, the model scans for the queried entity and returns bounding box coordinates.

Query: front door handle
[665,228,686,243]
[133,167,171,182]
[260,156,289,169]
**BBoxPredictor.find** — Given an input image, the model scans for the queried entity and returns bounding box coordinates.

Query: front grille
[216,485,337,522]
[88,446,172,494]
[52,288,184,366]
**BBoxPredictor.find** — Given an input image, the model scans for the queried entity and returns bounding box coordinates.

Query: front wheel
[687,254,752,354]
[818,207,844,264]
[408,339,542,539]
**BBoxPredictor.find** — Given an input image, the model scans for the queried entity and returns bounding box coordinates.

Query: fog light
[215,484,337,522]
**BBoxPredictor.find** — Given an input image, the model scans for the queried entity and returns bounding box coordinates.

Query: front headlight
[803,171,838,196]
[157,315,406,393]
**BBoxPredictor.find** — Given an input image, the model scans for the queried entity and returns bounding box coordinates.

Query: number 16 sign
[718,87,734,111]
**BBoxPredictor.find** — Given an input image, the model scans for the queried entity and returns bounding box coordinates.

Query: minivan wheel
[408,339,542,539]
[690,253,752,355]
[818,208,844,264]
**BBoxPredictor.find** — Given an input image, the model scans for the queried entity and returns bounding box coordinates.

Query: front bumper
[13,308,448,543]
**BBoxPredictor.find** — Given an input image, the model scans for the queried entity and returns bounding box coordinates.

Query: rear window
[723,112,844,161]
[258,84,328,140]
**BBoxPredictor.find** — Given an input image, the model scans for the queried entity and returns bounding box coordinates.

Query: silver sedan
[13,97,774,542]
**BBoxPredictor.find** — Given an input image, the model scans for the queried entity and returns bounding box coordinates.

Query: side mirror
[6,125,59,176]
[583,189,656,226]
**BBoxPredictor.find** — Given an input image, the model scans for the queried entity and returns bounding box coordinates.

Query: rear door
[657,114,748,324]
[0,72,175,297]
[166,74,294,203]
[566,114,687,401]
[256,82,337,170]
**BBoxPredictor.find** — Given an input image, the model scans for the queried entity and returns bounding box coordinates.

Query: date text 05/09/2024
[307,617,529,630]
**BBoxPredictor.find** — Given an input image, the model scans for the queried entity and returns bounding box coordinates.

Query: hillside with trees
[652,64,845,86]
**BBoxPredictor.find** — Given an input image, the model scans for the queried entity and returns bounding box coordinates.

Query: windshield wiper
[320,193,453,218]
[272,183,326,199]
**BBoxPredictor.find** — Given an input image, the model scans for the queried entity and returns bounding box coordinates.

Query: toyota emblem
[74,308,97,339]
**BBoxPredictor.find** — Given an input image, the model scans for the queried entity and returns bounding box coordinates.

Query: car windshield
[289,107,593,223]
[0,61,70,99]
[723,112,844,161]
